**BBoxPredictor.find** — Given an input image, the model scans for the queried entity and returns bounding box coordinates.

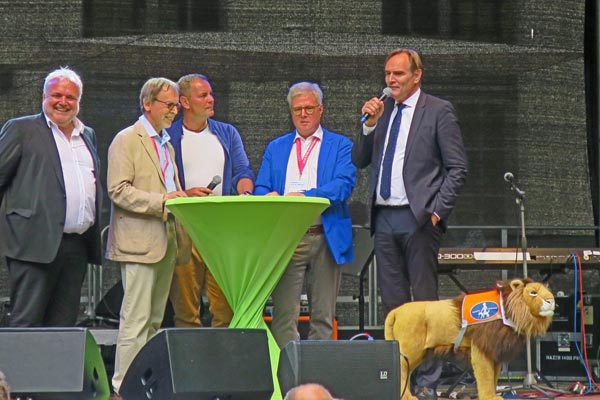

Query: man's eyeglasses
[291,106,319,116]
[154,98,180,111]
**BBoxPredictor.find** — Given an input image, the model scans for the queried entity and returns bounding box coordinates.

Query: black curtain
[585,0,600,245]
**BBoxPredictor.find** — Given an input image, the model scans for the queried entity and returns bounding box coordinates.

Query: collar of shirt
[44,113,84,137]
[183,123,211,137]
[139,115,171,146]
[294,125,324,143]
[398,88,421,109]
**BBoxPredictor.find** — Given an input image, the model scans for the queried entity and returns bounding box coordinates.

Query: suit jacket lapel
[317,130,332,184]
[374,99,395,177]
[81,127,99,177]
[167,143,182,191]
[136,121,167,188]
[405,92,426,159]
[37,114,66,192]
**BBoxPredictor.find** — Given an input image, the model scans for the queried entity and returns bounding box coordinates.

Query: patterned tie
[380,103,405,200]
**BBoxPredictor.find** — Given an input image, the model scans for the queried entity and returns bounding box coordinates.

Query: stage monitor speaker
[0,328,110,399]
[278,340,400,400]
[120,328,273,400]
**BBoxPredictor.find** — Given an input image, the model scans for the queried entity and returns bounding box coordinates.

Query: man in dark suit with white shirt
[0,67,102,327]
[352,48,468,399]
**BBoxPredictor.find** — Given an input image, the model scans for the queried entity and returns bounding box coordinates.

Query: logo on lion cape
[454,289,515,350]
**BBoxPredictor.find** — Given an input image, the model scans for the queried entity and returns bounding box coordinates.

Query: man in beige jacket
[106,77,187,396]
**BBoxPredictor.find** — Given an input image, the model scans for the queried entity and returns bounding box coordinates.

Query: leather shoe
[414,387,438,400]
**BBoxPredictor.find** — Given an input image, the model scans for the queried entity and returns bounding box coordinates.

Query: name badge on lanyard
[289,179,310,193]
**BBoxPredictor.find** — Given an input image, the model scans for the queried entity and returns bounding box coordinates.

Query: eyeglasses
[291,106,319,116]
[154,98,180,111]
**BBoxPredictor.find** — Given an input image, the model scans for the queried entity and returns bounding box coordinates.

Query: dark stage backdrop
[0,1,596,321]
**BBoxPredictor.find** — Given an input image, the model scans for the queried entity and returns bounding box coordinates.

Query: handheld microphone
[503,172,525,198]
[207,175,221,191]
[360,87,393,123]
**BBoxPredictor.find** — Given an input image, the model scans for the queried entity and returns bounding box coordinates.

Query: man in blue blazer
[255,81,355,348]
[353,48,468,399]
[0,67,102,327]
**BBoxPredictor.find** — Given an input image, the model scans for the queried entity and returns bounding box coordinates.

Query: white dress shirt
[285,126,323,225]
[364,89,421,206]
[46,115,96,234]
[139,115,177,193]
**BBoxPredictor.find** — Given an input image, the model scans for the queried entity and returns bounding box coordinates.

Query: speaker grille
[278,340,400,400]
[120,328,273,399]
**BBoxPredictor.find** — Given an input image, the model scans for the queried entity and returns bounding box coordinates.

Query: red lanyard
[295,136,319,177]
[151,136,170,180]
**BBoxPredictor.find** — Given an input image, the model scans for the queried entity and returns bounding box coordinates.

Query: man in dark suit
[0,67,102,327]
[255,81,355,348]
[352,48,468,398]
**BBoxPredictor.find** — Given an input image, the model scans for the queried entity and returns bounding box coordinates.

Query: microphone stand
[507,179,550,392]
[513,190,536,387]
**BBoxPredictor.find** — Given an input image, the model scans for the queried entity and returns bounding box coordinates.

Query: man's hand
[286,192,305,197]
[361,96,385,127]
[185,187,212,197]
[431,213,440,226]
[265,191,280,196]
[236,178,254,195]
[164,190,187,201]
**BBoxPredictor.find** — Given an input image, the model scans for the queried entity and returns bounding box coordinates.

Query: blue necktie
[380,103,405,200]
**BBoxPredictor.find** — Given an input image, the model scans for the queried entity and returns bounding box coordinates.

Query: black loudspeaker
[94,281,175,327]
[278,340,400,400]
[120,328,273,400]
[0,328,110,399]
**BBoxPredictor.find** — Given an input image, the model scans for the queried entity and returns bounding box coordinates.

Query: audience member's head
[284,383,336,400]
[0,370,10,400]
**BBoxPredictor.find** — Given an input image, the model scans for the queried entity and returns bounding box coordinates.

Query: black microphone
[207,175,221,191]
[360,87,393,123]
[503,172,525,198]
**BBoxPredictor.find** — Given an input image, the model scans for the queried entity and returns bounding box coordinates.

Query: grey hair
[139,77,179,112]
[177,73,209,97]
[286,81,323,106]
[43,66,83,100]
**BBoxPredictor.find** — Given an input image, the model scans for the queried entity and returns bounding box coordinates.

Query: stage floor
[86,328,600,400]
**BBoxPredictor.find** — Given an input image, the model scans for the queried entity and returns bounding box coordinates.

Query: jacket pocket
[7,208,33,218]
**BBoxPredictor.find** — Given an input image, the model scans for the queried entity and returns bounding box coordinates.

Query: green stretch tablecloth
[166,196,330,399]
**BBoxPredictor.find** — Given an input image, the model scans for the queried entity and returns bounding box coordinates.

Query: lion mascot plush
[384,278,555,400]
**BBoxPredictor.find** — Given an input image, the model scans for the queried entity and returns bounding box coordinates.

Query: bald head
[284,383,334,400]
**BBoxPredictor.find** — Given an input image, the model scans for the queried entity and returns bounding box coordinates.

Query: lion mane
[384,278,555,400]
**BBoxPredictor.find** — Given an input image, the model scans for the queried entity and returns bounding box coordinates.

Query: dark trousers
[374,206,443,388]
[7,233,88,327]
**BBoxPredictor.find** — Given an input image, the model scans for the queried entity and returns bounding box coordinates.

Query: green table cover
[166,196,330,399]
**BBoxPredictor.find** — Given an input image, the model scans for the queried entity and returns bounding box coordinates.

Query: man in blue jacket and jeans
[254,81,355,348]
[167,73,254,328]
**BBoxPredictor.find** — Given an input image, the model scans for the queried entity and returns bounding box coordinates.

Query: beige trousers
[112,221,177,393]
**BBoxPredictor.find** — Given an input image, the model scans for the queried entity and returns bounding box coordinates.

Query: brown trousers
[169,245,233,328]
